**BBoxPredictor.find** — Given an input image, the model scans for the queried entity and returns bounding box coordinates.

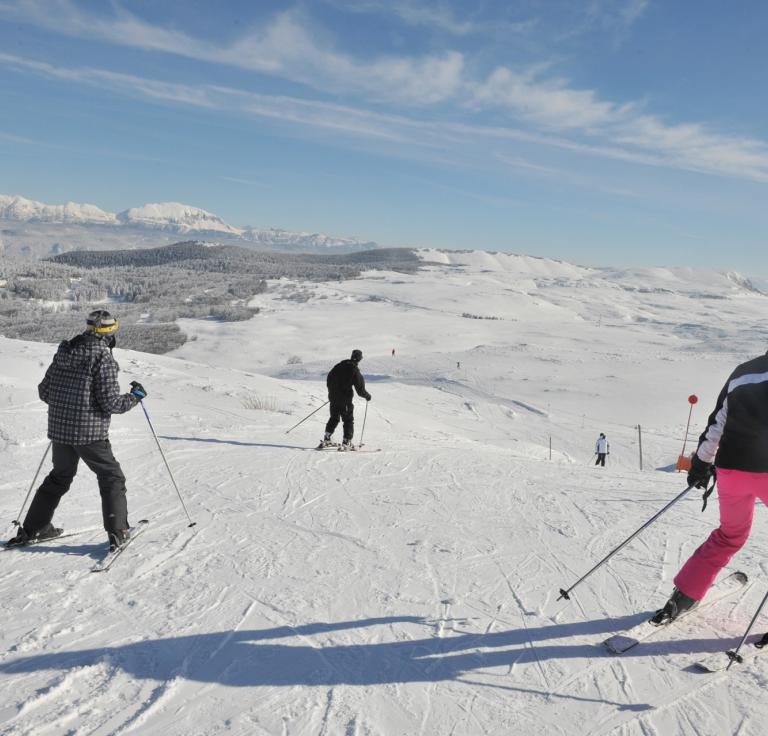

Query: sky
[0,0,767,273]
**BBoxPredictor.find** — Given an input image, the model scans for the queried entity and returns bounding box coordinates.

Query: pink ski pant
[675,468,768,601]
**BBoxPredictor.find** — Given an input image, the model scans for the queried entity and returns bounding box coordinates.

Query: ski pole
[359,401,369,448]
[726,589,768,670]
[12,441,52,527]
[134,390,196,528]
[285,400,329,434]
[558,484,695,601]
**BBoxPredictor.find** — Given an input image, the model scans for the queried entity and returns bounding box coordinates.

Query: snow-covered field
[2,249,768,735]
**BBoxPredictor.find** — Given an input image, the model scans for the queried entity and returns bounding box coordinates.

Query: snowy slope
[2,254,768,735]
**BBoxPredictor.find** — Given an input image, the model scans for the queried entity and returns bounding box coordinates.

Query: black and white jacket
[38,332,137,445]
[696,352,768,472]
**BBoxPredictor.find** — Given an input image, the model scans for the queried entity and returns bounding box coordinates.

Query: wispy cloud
[218,176,268,188]
[496,154,642,198]
[590,0,651,52]
[552,0,650,46]
[3,50,768,185]
[2,1,768,185]
[324,0,537,37]
[0,129,40,145]
[586,0,650,29]
[471,66,634,130]
[0,1,464,105]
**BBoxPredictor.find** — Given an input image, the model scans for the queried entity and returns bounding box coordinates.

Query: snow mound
[418,248,592,280]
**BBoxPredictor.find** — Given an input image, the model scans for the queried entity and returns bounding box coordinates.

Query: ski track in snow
[3,257,768,734]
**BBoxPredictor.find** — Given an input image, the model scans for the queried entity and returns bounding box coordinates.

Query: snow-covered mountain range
[0,194,378,254]
[0,194,117,225]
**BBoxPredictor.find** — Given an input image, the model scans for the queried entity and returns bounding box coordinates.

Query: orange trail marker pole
[681,394,698,457]
[677,394,698,472]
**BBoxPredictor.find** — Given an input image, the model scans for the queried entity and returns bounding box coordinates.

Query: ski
[694,634,768,672]
[603,571,748,654]
[337,446,381,453]
[3,526,103,551]
[315,442,340,450]
[91,520,149,573]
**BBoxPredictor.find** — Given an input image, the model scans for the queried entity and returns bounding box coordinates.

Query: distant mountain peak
[0,194,117,225]
[0,193,381,253]
[116,202,242,235]
[241,226,377,250]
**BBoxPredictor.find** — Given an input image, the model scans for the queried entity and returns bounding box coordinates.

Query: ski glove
[688,454,717,511]
[130,381,147,400]
[364,392,372,401]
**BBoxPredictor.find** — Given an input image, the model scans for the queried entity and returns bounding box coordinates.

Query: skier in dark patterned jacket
[6,310,147,550]
[318,349,371,451]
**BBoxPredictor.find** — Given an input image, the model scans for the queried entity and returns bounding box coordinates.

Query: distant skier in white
[595,433,609,466]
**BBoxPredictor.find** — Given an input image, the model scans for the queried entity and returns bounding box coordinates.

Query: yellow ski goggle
[89,319,119,335]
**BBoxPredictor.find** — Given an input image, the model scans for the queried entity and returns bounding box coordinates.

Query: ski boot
[5,523,63,548]
[4,527,30,548]
[108,529,130,552]
[650,588,698,626]
[316,434,336,450]
[338,439,356,452]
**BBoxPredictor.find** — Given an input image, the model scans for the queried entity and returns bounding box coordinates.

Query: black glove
[105,335,117,350]
[688,454,713,489]
[130,381,147,400]
[364,392,372,401]
[688,454,717,511]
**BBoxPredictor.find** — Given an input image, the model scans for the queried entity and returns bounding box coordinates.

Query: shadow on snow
[0,612,735,696]
[159,435,310,451]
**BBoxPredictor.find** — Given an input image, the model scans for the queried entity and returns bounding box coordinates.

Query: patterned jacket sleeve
[93,353,137,415]
[38,364,53,404]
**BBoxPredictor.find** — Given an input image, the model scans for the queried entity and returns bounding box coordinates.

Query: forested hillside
[0,242,420,353]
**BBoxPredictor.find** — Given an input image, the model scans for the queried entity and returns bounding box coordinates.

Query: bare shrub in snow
[240,394,288,413]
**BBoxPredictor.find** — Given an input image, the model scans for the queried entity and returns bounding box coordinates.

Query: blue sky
[1,1,767,273]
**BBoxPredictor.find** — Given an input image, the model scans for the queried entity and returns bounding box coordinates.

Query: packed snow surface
[2,250,768,735]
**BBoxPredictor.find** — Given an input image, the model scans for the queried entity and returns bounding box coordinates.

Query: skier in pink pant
[652,352,768,625]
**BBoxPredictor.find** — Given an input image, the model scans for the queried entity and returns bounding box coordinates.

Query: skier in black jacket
[318,349,371,451]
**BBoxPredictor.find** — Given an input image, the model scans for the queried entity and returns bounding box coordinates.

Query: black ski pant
[24,440,128,535]
[325,401,354,441]
[595,453,607,467]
